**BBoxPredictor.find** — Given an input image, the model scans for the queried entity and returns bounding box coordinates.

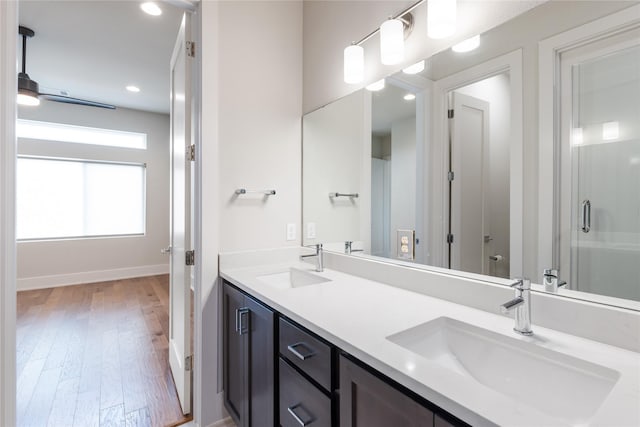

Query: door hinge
[185,355,193,371]
[448,109,454,119]
[186,41,195,58]
[187,144,195,161]
[447,171,455,181]
[185,250,195,266]
[447,233,454,244]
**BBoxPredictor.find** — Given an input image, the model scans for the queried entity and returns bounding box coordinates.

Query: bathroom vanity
[220,249,640,427]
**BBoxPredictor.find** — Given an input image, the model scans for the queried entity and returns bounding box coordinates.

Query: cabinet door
[339,355,434,427]
[246,296,275,427]
[223,284,249,427]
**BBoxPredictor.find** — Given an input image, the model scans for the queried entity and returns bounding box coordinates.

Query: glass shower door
[559,32,640,301]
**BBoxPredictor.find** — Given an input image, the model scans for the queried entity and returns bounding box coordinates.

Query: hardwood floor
[16,275,192,427]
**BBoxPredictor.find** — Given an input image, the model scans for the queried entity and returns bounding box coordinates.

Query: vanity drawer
[279,358,331,427]
[279,317,332,391]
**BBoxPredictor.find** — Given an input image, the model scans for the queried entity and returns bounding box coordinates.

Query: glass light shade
[344,44,364,84]
[140,2,162,16]
[428,0,456,39]
[404,93,416,101]
[452,35,480,53]
[403,60,425,74]
[366,79,385,92]
[17,93,40,106]
[380,18,404,65]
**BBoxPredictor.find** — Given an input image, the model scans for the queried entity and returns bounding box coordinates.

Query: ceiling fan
[17,26,115,109]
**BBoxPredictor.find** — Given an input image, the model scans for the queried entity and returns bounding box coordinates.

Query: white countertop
[220,261,640,427]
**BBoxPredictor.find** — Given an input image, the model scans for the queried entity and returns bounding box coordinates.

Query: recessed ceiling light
[366,79,385,92]
[402,61,425,75]
[126,85,141,93]
[140,2,162,16]
[404,93,416,101]
[452,35,480,53]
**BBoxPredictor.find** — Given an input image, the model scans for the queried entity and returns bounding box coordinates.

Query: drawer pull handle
[287,403,313,426]
[287,342,316,361]
[237,308,250,335]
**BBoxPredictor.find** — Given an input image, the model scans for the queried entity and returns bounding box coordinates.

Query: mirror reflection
[302,0,640,305]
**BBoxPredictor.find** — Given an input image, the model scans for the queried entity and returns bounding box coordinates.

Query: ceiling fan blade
[39,93,116,110]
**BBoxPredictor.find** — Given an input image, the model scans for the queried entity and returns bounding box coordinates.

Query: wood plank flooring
[16,275,192,427]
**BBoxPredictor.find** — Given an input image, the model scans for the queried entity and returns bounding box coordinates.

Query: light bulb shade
[402,60,425,74]
[365,79,385,92]
[452,35,480,53]
[380,19,404,65]
[428,0,456,39]
[344,45,364,84]
[17,92,40,106]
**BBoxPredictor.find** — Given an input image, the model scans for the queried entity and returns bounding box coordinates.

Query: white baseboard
[206,418,235,427]
[17,264,169,291]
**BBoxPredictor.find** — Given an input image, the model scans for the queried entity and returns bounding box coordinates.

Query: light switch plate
[307,222,316,239]
[286,223,296,241]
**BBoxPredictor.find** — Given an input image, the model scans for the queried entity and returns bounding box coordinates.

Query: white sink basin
[387,317,619,424]
[257,268,331,290]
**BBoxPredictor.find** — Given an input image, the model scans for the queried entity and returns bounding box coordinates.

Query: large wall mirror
[302,0,640,310]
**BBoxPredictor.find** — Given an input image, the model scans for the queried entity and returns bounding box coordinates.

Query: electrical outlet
[286,223,296,241]
[307,222,316,239]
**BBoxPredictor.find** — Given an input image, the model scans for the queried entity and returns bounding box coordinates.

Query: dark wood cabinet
[279,358,332,427]
[339,355,434,427]
[223,282,275,427]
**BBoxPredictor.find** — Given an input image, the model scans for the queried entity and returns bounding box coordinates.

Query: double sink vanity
[220,248,640,427]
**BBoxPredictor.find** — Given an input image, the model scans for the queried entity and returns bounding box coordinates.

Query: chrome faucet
[543,268,566,293]
[345,241,363,255]
[301,244,323,272]
[500,278,533,336]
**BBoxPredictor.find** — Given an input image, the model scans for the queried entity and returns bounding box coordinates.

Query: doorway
[447,72,511,278]
[14,1,195,425]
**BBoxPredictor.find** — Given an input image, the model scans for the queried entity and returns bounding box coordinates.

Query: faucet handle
[543,268,558,278]
[510,277,531,291]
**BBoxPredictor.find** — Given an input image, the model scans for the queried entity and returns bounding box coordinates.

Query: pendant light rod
[352,0,426,46]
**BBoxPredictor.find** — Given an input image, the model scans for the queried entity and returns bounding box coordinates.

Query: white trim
[431,49,524,278]
[0,2,17,426]
[16,264,169,291]
[537,4,640,284]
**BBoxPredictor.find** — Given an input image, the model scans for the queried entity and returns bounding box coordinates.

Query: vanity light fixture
[404,93,416,101]
[380,18,405,65]
[452,35,480,53]
[366,79,386,92]
[126,85,141,93]
[602,121,619,141]
[140,2,162,16]
[342,0,421,83]
[402,60,425,74]
[428,0,457,39]
[344,44,364,84]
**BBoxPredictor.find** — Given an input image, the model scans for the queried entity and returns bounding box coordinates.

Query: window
[17,157,146,240]
[16,119,147,149]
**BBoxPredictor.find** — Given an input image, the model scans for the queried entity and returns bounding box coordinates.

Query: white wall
[302,0,542,113]
[16,102,170,290]
[303,90,369,246]
[390,117,416,258]
[455,74,511,278]
[199,1,303,425]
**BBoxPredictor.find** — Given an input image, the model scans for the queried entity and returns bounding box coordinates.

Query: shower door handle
[581,200,591,233]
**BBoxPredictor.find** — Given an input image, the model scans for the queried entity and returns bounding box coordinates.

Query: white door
[169,12,192,415]
[449,92,491,274]
[558,28,640,300]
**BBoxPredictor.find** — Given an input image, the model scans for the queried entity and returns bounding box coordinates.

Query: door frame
[0,2,205,426]
[431,49,523,277]
[0,2,17,426]
[537,4,640,284]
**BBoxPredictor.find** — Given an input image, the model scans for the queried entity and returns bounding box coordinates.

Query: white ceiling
[371,82,417,135]
[19,0,185,114]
